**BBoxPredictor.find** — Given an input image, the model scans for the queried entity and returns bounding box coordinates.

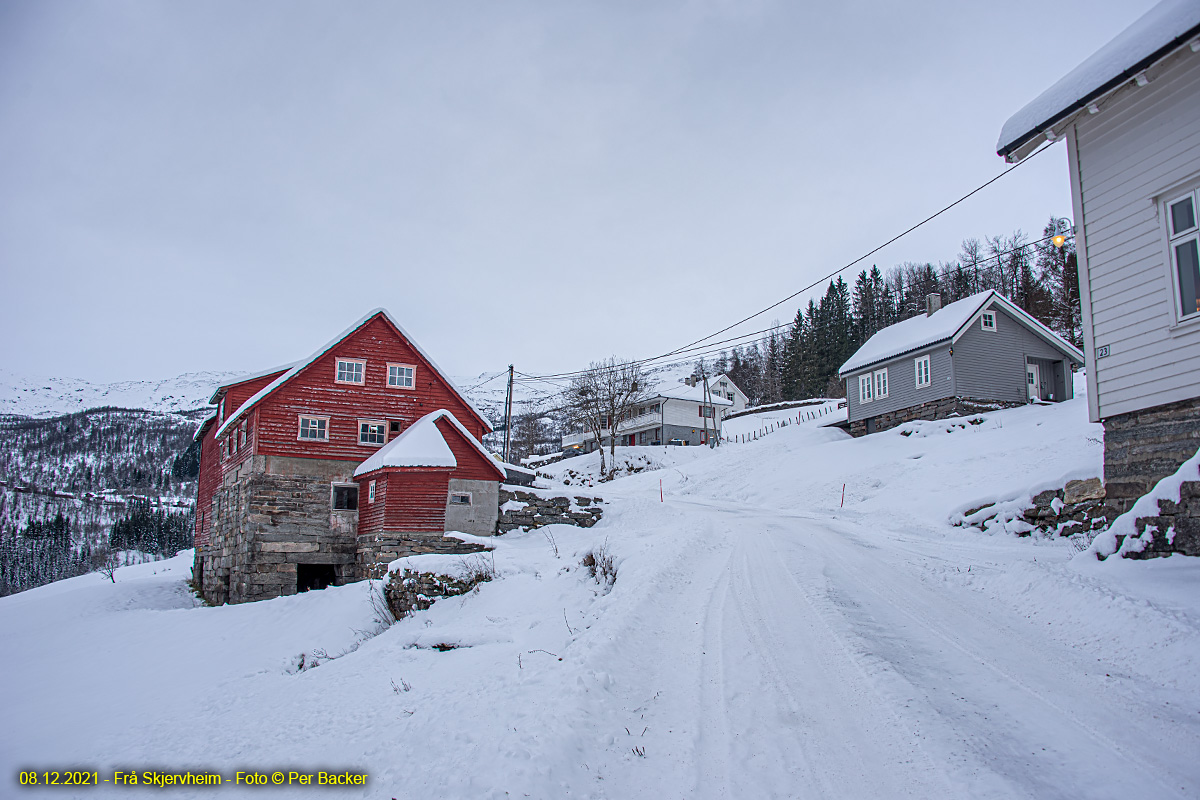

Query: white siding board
[1074,46,1200,419]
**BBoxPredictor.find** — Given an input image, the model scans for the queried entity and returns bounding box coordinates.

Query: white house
[562,379,738,452]
[997,0,1200,514]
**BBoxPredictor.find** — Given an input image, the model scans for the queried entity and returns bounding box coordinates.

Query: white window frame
[335,358,366,385]
[859,374,873,403]
[331,482,358,511]
[449,492,472,506]
[873,368,889,399]
[368,480,376,504]
[1165,188,1200,323]
[298,415,330,441]
[358,419,387,447]
[387,363,416,389]
[914,355,931,388]
[981,311,997,332]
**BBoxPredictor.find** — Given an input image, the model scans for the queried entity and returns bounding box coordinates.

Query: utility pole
[700,368,711,448]
[502,364,514,464]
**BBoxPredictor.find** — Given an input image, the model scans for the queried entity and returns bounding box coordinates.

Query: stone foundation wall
[196,471,358,605]
[1102,396,1200,515]
[1116,478,1200,559]
[496,489,603,533]
[850,397,1023,437]
[357,531,488,579]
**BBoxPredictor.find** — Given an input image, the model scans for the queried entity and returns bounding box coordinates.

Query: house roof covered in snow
[213,309,491,441]
[354,409,506,479]
[648,381,734,405]
[838,291,1084,377]
[997,0,1200,161]
[207,362,300,405]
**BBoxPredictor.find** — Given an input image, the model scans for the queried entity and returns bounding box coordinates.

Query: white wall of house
[1068,43,1200,421]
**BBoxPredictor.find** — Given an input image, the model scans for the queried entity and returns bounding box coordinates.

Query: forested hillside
[0,408,202,595]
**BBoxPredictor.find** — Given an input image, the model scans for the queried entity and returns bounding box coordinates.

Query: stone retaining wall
[384,566,491,618]
[358,532,488,580]
[1109,478,1200,559]
[496,489,603,533]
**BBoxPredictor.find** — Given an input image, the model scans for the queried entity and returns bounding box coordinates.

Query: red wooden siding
[255,316,487,464]
[356,468,451,533]
[356,473,388,536]
[435,417,506,482]
[195,422,220,545]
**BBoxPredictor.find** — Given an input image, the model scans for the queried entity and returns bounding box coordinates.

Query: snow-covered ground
[3,384,1199,799]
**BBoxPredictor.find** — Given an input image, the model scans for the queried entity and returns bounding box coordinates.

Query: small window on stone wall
[332,484,359,511]
[450,493,471,506]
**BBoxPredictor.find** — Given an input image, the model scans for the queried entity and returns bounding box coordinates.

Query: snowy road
[575,490,1200,800]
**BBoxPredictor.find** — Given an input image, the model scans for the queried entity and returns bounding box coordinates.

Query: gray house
[997,1,1200,513]
[839,291,1084,436]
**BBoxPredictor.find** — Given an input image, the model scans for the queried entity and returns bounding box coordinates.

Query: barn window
[450,492,471,506]
[298,415,329,441]
[359,420,387,446]
[1166,190,1199,319]
[390,420,402,434]
[332,484,358,511]
[368,480,376,503]
[335,359,366,384]
[387,363,415,389]
[981,311,997,331]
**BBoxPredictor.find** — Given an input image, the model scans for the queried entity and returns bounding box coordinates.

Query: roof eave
[998,21,1200,162]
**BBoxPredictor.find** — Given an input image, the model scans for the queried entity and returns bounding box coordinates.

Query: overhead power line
[517,142,1059,384]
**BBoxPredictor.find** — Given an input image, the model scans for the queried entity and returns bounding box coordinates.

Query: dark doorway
[297,563,337,592]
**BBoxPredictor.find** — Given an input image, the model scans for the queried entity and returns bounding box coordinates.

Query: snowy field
[3,383,1200,799]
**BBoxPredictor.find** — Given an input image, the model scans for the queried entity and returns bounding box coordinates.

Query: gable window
[914,356,931,388]
[873,368,889,399]
[387,363,415,389]
[332,484,358,511]
[1167,190,1200,318]
[449,492,472,506]
[859,374,873,403]
[981,311,997,332]
[368,480,376,504]
[359,419,387,446]
[335,359,365,384]
[298,415,329,441]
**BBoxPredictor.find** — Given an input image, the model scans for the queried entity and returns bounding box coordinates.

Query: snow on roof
[648,381,734,405]
[839,291,1084,377]
[354,409,507,479]
[207,362,301,404]
[997,0,1200,159]
[192,411,218,442]
[214,309,492,440]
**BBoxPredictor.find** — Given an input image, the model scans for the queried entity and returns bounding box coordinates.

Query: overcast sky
[0,0,1156,383]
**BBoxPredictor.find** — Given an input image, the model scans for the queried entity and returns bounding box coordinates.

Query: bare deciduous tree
[565,358,648,478]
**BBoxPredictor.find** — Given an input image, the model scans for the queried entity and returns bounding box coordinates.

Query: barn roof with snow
[997,0,1200,162]
[213,309,491,440]
[838,290,1084,377]
[354,409,506,479]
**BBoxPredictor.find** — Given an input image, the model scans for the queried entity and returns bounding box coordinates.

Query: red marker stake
[660,479,664,502]
[841,484,846,507]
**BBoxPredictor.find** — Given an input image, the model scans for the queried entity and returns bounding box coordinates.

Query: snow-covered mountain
[0,369,243,418]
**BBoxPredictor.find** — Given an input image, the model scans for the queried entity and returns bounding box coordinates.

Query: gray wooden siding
[1073,48,1200,419]
[845,345,954,423]
[954,307,1073,404]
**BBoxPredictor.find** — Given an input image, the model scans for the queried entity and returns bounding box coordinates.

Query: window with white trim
[450,492,472,506]
[359,419,387,446]
[387,363,415,389]
[873,368,888,399]
[368,480,376,504]
[298,415,329,441]
[859,374,873,403]
[332,484,358,511]
[1167,189,1200,319]
[699,405,715,418]
[914,355,931,388]
[335,359,365,384]
[981,311,996,331]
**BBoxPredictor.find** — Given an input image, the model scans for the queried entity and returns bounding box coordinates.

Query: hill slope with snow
[3,387,1198,798]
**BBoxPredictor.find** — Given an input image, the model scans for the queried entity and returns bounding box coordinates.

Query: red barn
[354,409,507,577]
[192,309,495,604]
